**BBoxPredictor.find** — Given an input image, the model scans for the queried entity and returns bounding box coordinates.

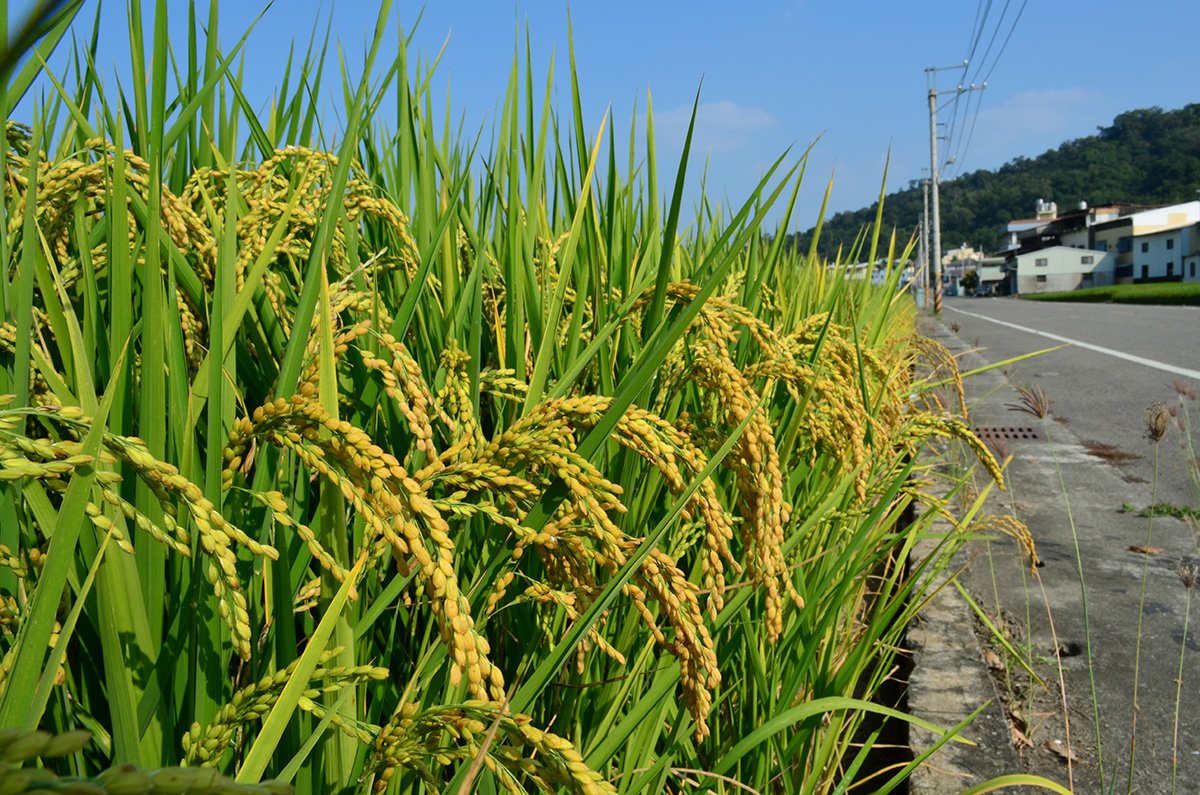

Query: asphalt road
[943,296,1200,512]
[929,296,1200,793]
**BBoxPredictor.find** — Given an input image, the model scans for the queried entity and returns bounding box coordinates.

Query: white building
[1013,246,1117,294]
[1185,224,1200,282]
[978,264,1007,293]
[1091,201,1200,283]
[1126,222,1198,281]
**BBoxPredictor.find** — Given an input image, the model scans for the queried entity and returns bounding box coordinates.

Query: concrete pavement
[942,296,1200,513]
[909,306,1200,794]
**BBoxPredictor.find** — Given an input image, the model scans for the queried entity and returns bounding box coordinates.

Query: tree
[959,269,980,293]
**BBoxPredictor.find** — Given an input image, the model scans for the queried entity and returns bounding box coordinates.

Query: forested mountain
[791,104,1200,259]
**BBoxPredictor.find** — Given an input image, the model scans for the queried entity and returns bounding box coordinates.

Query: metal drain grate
[971,425,1044,442]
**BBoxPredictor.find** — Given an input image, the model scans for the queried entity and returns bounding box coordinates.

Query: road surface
[929,297,1200,793]
[943,296,1200,511]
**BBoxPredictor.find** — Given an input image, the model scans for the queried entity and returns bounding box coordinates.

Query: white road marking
[944,305,1200,381]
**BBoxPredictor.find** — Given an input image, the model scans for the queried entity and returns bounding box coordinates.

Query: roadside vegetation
[0,2,1079,793]
[1020,282,1200,306]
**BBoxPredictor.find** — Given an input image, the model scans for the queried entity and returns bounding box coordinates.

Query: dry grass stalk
[1145,401,1170,443]
[1007,383,1051,420]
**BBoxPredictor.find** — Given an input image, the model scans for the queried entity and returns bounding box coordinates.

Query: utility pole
[927,85,943,312]
[921,173,930,307]
[924,63,985,313]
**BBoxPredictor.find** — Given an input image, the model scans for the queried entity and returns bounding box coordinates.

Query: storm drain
[971,425,1044,442]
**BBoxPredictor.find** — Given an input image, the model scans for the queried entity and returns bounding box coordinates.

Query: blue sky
[14,0,1200,232]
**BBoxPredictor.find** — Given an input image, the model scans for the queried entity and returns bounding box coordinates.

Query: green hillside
[793,104,1200,259]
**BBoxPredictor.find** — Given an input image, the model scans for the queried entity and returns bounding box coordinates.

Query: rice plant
[0,2,1068,793]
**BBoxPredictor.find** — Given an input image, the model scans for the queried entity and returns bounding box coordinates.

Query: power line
[936,93,963,114]
[943,0,991,175]
[946,0,1028,178]
[967,0,1012,86]
[979,0,1029,84]
[921,0,1027,310]
[964,0,992,71]
[953,92,985,178]
[942,90,965,159]
[947,88,977,176]
[945,88,984,179]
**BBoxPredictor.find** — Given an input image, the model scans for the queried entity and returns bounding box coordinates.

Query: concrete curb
[907,317,1035,794]
[907,523,1029,794]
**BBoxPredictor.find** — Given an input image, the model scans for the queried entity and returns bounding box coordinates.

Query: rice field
[0,3,1058,793]
[1020,281,1200,305]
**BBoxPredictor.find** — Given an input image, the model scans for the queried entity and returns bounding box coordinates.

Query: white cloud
[965,88,1108,164]
[656,100,778,155]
